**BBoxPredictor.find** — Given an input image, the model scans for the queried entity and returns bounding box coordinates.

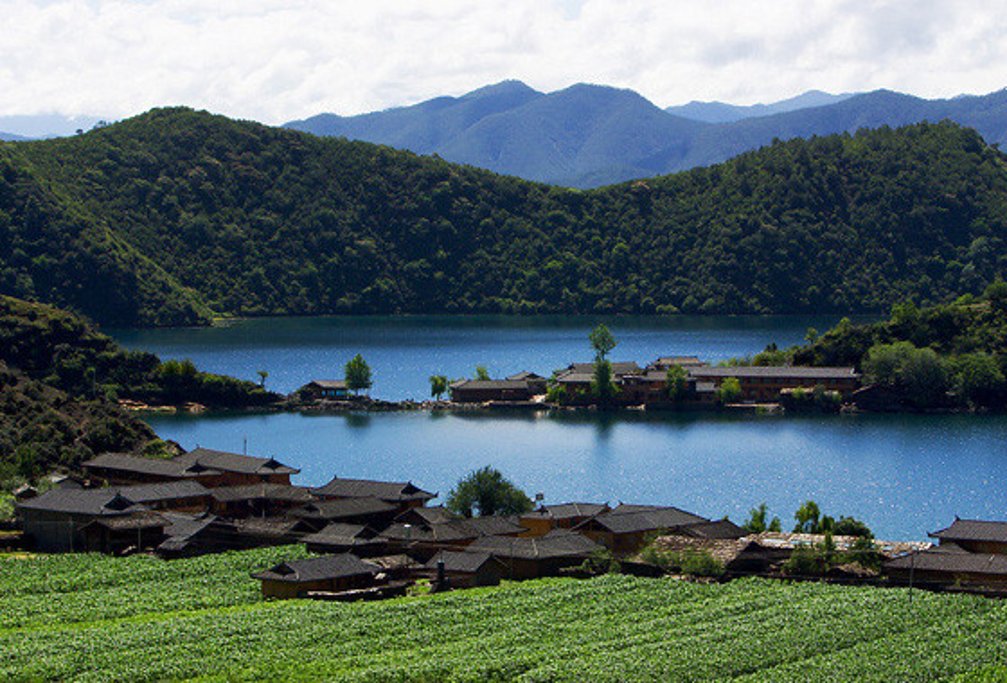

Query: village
[298,354,866,412]
[9,442,1007,600]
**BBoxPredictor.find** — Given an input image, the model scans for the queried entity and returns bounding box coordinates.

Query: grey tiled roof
[885,549,1007,575]
[290,496,398,520]
[681,519,747,540]
[426,550,502,573]
[301,523,381,547]
[451,380,531,390]
[931,519,1007,543]
[252,554,381,583]
[585,505,709,534]
[312,477,435,503]
[688,366,858,380]
[83,453,191,477]
[522,503,609,521]
[174,448,299,475]
[118,480,210,502]
[467,530,600,559]
[84,448,300,478]
[209,483,316,503]
[307,380,348,389]
[19,480,207,517]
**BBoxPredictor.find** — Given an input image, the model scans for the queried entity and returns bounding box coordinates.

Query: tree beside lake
[446,466,533,517]
[345,355,372,395]
[429,374,449,400]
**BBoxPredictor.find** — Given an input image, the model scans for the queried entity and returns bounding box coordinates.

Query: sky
[1,0,1006,127]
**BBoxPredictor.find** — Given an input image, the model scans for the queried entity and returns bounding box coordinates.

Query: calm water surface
[146,409,1007,542]
[114,315,1007,541]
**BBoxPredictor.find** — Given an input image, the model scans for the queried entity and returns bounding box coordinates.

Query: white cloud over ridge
[1,0,1005,123]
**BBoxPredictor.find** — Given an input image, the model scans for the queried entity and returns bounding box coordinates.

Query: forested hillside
[1,109,1006,327]
[0,295,279,480]
[788,284,1007,410]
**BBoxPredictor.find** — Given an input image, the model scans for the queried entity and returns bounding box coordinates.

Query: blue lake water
[113,315,1007,541]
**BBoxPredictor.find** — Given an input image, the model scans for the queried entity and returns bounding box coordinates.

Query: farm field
[2,547,1007,681]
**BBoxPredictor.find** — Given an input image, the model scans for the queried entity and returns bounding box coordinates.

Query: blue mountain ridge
[286,82,1007,188]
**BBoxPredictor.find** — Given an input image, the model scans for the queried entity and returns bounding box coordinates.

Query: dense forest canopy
[786,284,1007,410]
[1,108,1006,327]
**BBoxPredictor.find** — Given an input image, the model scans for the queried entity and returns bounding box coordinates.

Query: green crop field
[2,547,1007,682]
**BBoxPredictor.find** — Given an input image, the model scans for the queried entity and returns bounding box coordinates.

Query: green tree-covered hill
[0,295,280,481]
[1,108,1006,327]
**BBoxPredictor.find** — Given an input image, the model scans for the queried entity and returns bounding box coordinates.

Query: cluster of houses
[13,446,753,596]
[13,446,1007,598]
[448,357,862,407]
[884,518,1007,594]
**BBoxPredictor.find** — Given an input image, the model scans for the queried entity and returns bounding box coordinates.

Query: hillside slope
[0,295,279,479]
[2,110,1006,326]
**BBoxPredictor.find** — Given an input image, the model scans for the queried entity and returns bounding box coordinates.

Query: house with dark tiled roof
[519,502,610,537]
[288,496,400,529]
[116,481,211,512]
[299,380,350,400]
[156,512,220,558]
[465,529,601,579]
[171,448,299,486]
[930,518,1007,555]
[425,550,508,588]
[574,504,711,554]
[379,516,526,560]
[78,511,170,554]
[209,483,316,518]
[82,453,197,485]
[651,356,706,370]
[552,361,643,400]
[17,481,213,552]
[685,365,860,402]
[679,519,747,540]
[301,523,387,555]
[311,477,435,510]
[449,379,536,403]
[885,544,1007,591]
[252,553,383,599]
[83,448,299,487]
[395,505,459,526]
[506,371,548,392]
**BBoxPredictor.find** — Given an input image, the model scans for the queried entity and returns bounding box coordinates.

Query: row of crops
[2,547,1007,681]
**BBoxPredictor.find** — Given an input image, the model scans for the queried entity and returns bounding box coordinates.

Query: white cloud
[0,0,1005,124]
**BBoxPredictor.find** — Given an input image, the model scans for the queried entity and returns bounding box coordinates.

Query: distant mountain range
[0,114,104,140]
[286,81,1007,188]
[665,90,855,123]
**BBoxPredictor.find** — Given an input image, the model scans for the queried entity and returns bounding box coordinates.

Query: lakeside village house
[19,444,1007,597]
[447,357,861,406]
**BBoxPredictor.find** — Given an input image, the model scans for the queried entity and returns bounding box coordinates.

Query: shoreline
[124,397,996,418]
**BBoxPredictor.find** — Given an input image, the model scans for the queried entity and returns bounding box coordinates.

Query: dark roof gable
[252,553,381,583]
[931,518,1007,544]
[312,476,435,503]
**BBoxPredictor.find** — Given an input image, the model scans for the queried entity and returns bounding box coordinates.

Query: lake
[113,315,1007,541]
